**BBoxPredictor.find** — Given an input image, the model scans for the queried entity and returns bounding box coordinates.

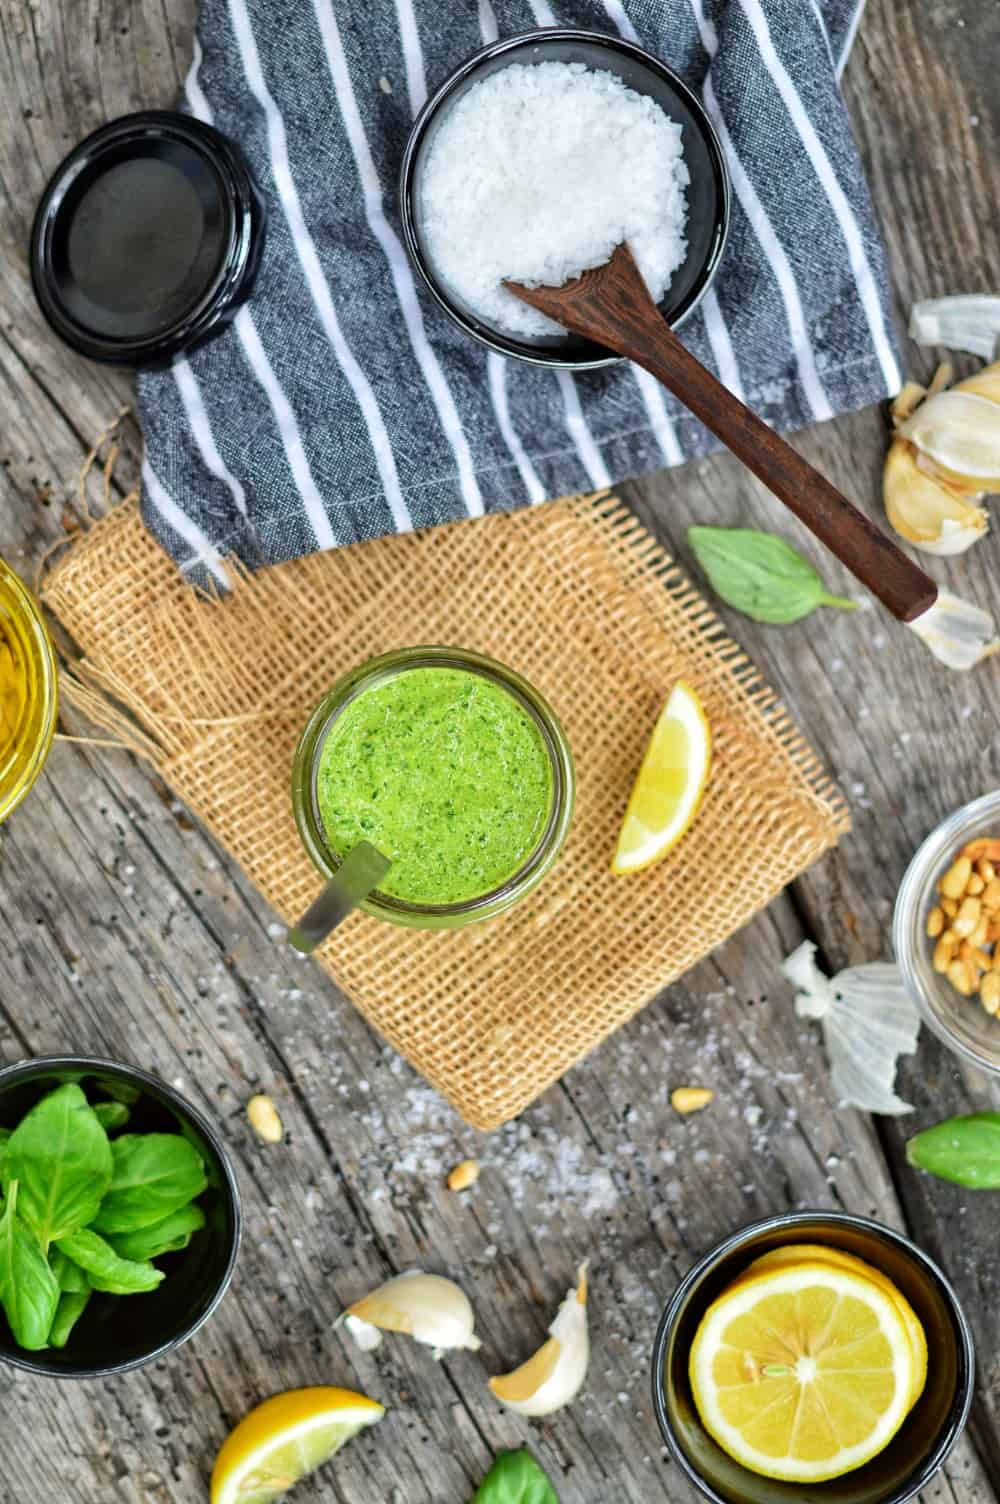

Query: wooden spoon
[506,244,936,623]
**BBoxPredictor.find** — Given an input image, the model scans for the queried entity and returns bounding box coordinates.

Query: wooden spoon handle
[617,322,935,622]
[509,250,937,623]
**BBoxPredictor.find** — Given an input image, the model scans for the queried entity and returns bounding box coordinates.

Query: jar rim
[30,111,265,367]
[291,646,575,927]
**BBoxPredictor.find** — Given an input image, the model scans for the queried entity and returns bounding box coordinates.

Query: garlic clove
[883,438,988,554]
[908,591,1000,671]
[342,1270,481,1356]
[488,1264,589,1417]
[954,357,1000,406]
[899,390,1000,486]
[890,381,927,425]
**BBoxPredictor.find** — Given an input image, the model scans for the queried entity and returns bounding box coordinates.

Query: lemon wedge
[611,681,711,874]
[689,1262,915,1483]
[210,1387,385,1504]
[736,1244,927,1409]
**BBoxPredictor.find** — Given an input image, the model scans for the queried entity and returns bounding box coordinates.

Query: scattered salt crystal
[419,61,689,338]
[266,922,285,938]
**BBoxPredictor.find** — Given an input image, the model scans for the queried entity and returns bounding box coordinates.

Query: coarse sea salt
[418,61,690,338]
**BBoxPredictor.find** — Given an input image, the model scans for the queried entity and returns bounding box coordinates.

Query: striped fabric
[137,0,899,578]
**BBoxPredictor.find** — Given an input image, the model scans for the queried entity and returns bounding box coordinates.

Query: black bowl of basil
[0,1056,241,1377]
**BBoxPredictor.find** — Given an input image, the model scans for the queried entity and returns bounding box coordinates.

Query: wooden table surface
[0,2,998,1500]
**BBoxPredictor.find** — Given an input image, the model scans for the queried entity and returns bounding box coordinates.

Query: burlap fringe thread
[41,475,848,1129]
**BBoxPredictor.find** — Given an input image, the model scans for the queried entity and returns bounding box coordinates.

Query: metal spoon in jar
[288,840,391,954]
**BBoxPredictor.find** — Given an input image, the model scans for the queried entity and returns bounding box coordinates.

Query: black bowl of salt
[30,111,266,367]
[400,28,731,370]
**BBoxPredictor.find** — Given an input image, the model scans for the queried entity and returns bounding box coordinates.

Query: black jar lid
[30,111,266,367]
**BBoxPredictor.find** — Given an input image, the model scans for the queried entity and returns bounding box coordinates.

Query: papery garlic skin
[883,438,988,555]
[783,942,919,1115]
[908,591,1000,671]
[488,1264,589,1418]
[342,1270,481,1356]
[910,296,1000,362]
[899,391,1000,487]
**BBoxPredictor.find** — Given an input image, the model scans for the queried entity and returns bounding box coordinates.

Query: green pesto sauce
[316,666,553,906]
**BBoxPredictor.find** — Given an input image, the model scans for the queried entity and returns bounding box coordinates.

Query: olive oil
[0,560,57,822]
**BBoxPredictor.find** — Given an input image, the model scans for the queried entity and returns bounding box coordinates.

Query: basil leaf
[99,1080,141,1106]
[91,1134,207,1234]
[49,1248,91,1294]
[906,1113,1000,1188]
[55,1230,164,1295]
[49,1288,91,1349]
[687,527,857,625]
[0,1182,60,1350]
[2,1084,113,1248]
[107,1202,206,1262]
[472,1452,559,1504]
[93,1102,130,1133]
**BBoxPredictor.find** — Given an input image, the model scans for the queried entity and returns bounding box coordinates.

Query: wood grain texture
[0,1,998,1501]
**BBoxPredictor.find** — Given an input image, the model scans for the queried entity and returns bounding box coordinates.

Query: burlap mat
[41,495,848,1129]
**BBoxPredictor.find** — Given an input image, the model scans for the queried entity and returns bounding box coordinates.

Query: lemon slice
[736,1244,927,1408]
[611,681,711,874]
[211,1387,385,1504]
[689,1262,915,1483]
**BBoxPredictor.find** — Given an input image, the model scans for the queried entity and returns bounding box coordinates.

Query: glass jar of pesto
[291,646,574,929]
[0,559,58,824]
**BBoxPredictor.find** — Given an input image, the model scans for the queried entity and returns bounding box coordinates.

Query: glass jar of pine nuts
[0,559,58,823]
[894,791,1000,1080]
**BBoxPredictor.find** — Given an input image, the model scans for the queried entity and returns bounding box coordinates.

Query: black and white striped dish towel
[137,0,900,584]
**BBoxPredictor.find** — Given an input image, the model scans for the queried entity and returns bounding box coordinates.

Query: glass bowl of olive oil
[0,559,57,822]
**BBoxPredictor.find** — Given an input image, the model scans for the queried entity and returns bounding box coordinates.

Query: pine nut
[933,935,957,973]
[941,857,973,898]
[447,1159,480,1191]
[967,873,986,895]
[947,959,976,996]
[247,1093,284,1143]
[981,971,1000,1015]
[983,880,1000,910]
[926,907,945,938]
[941,897,959,919]
[671,1086,715,1114]
[977,859,997,884]
[952,896,982,938]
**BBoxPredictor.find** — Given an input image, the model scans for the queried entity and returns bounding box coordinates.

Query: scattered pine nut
[671,1086,714,1114]
[447,1159,480,1191]
[247,1093,284,1143]
[926,907,945,938]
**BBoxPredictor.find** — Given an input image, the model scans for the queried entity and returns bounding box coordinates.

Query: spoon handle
[288,841,391,954]
[508,248,937,623]
[622,322,935,622]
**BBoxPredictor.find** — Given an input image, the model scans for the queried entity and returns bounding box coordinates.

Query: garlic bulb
[488,1264,589,1417]
[899,390,1000,487]
[908,591,1000,670]
[884,359,1000,553]
[910,295,1000,361]
[883,438,987,555]
[782,942,919,1115]
[341,1270,481,1357]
